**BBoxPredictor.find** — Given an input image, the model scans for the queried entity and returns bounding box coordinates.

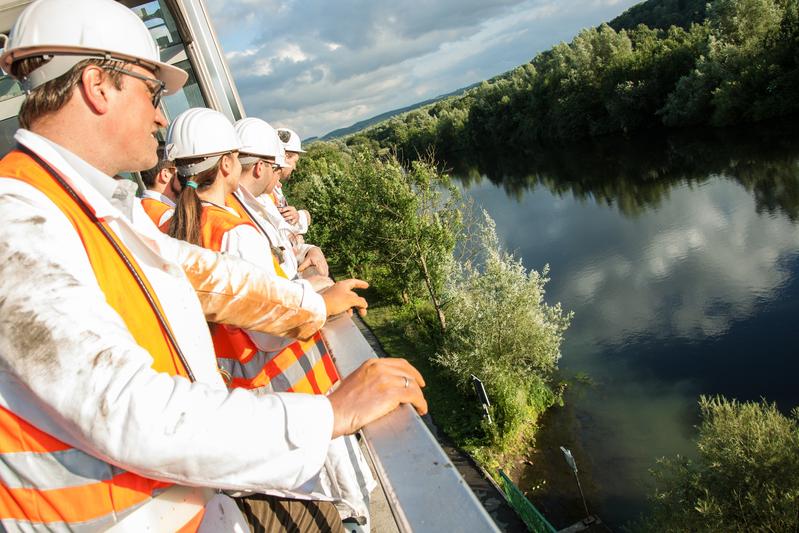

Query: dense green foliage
[288,143,571,446]
[640,396,799,532]
[435,215,571,440]
[350,0,799,157]
[609,0,708,31]
[287,142,460,313]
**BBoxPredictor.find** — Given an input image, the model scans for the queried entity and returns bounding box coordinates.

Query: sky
[206,0,642,139]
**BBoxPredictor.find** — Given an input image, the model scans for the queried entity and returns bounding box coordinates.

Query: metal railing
[323,315,500,533]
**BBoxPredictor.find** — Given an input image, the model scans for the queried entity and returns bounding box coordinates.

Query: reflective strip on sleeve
[0,471,169,523]
[0,449,125,490]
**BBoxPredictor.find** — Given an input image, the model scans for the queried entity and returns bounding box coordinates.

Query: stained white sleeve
[0,180,332,492]
[155,228,327,340]
[294,209,309,234]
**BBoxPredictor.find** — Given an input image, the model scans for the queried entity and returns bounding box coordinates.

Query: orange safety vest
[205,201,339,395]
[0,149,203,532]
[141,196,174,233]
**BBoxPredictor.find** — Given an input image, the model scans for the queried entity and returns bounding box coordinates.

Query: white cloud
[475,177,799,348]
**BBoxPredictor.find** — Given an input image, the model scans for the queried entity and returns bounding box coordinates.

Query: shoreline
[356,304,547,531]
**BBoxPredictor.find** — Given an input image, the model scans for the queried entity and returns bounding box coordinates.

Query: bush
[435,213,572,441]
[639,396,799,532]
[290,146,573,453]
[288,142,462,316]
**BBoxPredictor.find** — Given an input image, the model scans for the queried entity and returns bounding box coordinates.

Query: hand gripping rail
[322,316,500,533]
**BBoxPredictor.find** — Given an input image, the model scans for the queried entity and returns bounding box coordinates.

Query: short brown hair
[13,57,125,130]
[140,145,174,188]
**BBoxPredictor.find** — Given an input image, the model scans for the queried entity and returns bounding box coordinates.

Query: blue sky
[207,0,642,139]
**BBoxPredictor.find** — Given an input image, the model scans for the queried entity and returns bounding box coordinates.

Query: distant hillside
[334,0,712,146]
[609,0,708,31]
[350,0,798,154]
[318,84,477,140]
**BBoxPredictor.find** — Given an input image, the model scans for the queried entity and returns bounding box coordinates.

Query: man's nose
[155,107,168,128]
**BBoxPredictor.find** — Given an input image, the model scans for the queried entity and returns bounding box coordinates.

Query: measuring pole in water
[560,446,591,521]
[471,374,493,425]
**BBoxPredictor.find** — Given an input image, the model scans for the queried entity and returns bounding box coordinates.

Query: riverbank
[353,309,529,531]
[361,302,556,507]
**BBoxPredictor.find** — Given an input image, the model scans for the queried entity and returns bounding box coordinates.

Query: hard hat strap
[22,54,97,91]
[19,51,156,92]
[176,155,223,178]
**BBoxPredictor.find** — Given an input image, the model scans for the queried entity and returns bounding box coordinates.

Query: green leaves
[288,143,461,309]
[641,396,799,532]
[350,0,799,152]
[434,212,572,441]
[290,145,573,448]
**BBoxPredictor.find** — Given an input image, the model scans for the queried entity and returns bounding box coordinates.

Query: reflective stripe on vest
[202,204,339,394]
[0,150,203,531]
[215,331,339,395]
[141,197,174,233]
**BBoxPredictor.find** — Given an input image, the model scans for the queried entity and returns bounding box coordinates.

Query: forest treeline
[347,0,799,158]
[609,0,707,32]
[456,118,799,220]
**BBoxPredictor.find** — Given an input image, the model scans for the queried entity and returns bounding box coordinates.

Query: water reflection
[451,121,799,527]
[456,119,799,220]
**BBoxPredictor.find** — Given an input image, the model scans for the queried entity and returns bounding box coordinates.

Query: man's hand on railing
[328,358,427,438]
[320,279,369,317]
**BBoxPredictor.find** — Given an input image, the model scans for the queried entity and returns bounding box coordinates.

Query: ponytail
[169,159,221,246]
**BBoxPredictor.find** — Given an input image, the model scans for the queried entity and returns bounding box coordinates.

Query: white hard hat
[166,108,241,176]
[276,144,288,168]
[234,118,285,165]
[0,0,187,94]
[276,128,306,153]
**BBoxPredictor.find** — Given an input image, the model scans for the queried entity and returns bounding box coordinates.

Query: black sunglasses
[110,67,166,108]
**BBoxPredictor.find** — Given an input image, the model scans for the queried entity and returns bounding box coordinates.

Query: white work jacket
[241,186,318,280]
[272,182,310,235]
[0,130,334,499]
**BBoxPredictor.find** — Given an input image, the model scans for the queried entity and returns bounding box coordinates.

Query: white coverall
[241,186,321,280]
[0,130,334,528]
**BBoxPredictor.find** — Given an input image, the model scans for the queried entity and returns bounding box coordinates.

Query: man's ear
[80,66,112,115]
[252,160,264,179]
[219,153,238,176]
[156,168,171,186]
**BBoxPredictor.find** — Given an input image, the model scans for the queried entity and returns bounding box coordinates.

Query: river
[449,119,799,529]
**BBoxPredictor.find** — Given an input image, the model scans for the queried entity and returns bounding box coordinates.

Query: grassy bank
[361,301,555,477]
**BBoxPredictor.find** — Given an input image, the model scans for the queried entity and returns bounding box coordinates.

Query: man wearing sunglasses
[0,0,427,531]
[233,117,331,282]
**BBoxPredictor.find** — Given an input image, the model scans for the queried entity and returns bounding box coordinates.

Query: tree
[640,396,799,532]
[435,213,572,440]
[288,144,462,332]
